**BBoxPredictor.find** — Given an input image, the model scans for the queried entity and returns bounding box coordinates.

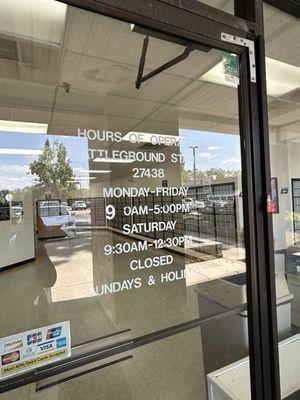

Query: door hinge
[221,33,256,83]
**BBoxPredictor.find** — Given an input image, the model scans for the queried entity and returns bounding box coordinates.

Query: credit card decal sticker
[0,321,71,380]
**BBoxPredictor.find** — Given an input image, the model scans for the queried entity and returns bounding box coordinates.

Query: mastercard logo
[2,351,20,365]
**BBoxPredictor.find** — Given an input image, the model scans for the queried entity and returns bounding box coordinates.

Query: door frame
[0,1,280,399]
[59,2,280,398]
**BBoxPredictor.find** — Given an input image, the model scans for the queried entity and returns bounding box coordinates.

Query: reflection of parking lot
[72,209,91,225]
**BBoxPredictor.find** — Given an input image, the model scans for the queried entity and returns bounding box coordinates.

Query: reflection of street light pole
[189,146,198,185]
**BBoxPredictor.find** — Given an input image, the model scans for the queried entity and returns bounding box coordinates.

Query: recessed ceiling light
[66,180,96,184]
[0,148,42,155]
[69,177,97,181]
[0,0,67,45]
[200,57,300,97]
[265,57,300,97]
[79,169,111,174]
[0,120,48,134]
[93,157,134,164]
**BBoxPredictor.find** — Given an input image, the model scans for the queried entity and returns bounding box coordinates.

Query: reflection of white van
[72,201,87,210]
[207,195,235,208]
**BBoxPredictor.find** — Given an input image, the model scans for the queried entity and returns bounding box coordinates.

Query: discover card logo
[4,338,23,352]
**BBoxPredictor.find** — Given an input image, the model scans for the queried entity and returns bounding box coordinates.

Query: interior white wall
[0,191,35,269]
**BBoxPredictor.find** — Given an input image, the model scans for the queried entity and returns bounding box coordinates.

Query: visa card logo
[56,337,67,349]
[27,332,42,345]
[46,326,62,340]
[37,341,55,353]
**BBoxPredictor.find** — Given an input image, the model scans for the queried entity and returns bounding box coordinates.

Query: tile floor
[0,229,247,400]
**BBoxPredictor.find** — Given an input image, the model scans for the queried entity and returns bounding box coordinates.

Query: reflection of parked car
[183,198,194,205]
[183,198,205,211]
[72,201,87,210]
[183,197,196,211]
[194,200,205,209]
[61,201,72,212]
[184,211,203,220]
[12,206,23,217]
[216,200,227,208]
[37,206,76,239]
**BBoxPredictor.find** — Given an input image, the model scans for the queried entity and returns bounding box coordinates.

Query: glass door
[0,1,256,399]
[265,2,300,398]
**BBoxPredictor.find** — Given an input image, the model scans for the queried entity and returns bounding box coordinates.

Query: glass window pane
[265,2,300,398]
[0,1,251,398]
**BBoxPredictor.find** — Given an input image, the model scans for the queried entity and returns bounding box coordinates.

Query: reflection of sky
[0,129,242,190]
[0,132,89,190]
[179,129,241,171]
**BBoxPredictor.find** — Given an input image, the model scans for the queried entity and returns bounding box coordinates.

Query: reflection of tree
[0,190,9,205]
[182,167,241,185]
[29,139,77,199]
